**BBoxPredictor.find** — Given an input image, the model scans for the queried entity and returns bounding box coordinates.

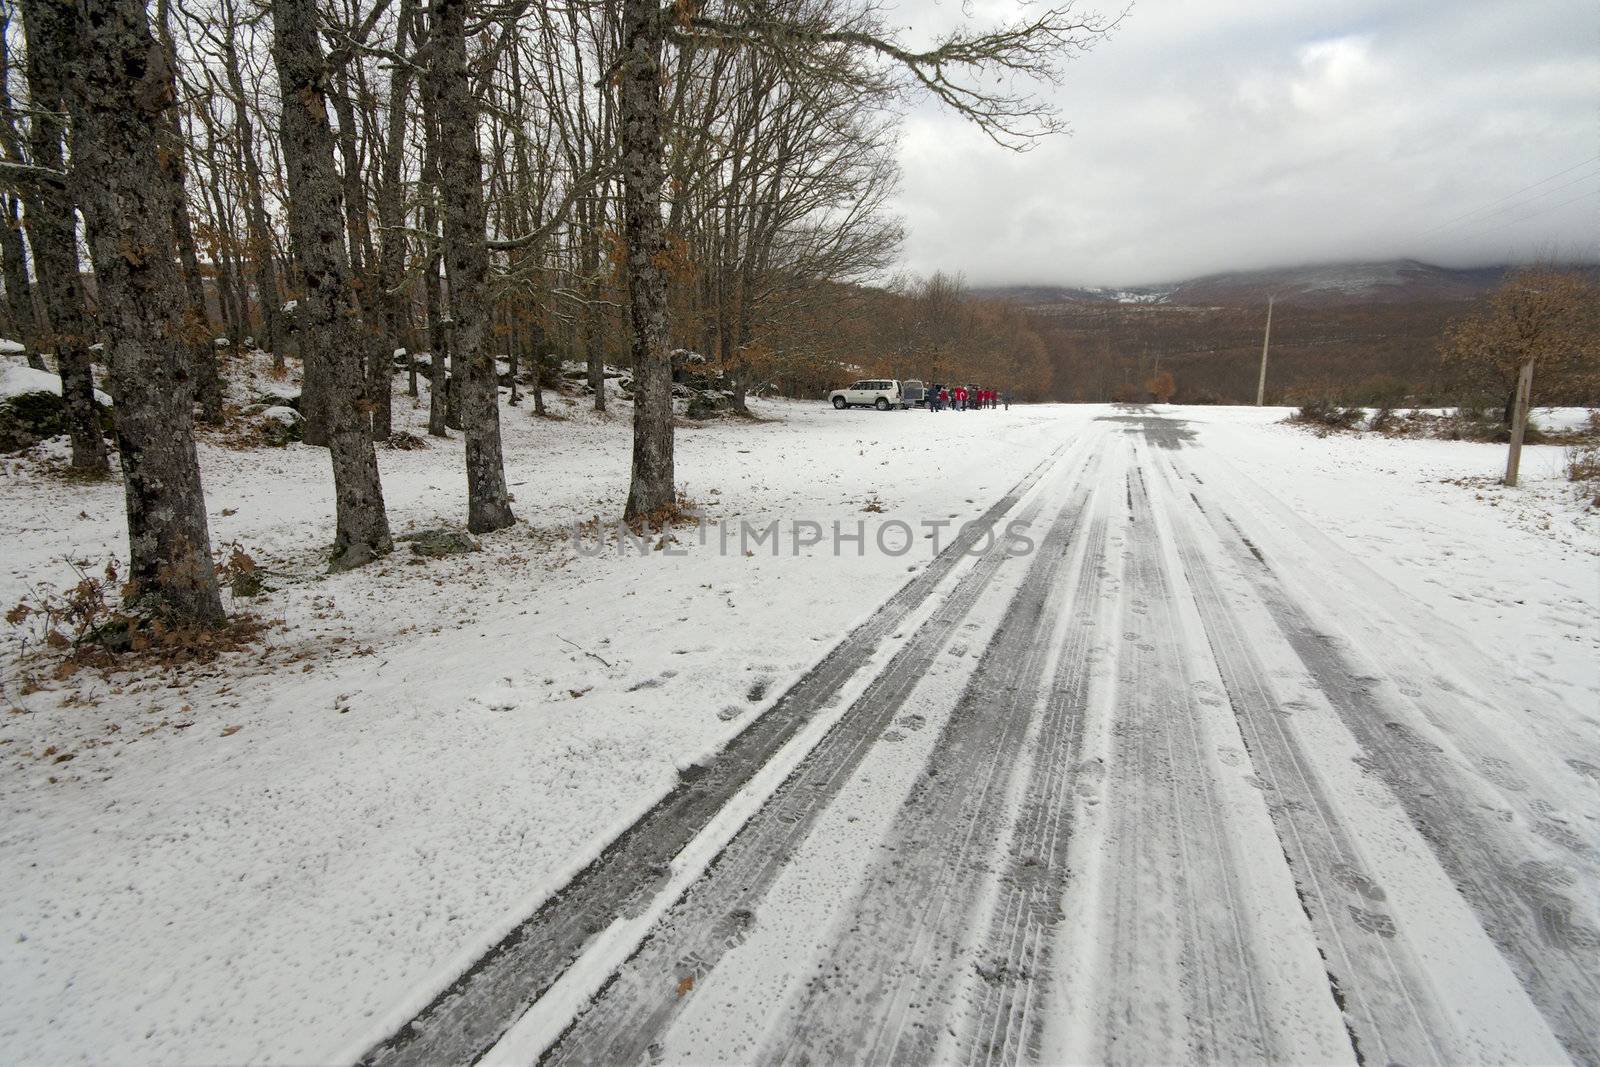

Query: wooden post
[1503,357,1534,487]
[1255,294,1273,406]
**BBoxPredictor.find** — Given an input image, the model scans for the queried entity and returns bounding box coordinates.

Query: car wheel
[832,396,847,409]
[875,397,889,411]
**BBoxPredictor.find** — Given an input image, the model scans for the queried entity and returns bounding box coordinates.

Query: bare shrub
[1567,441,1600,508]
[624,485,700,534]
[6,552,266,677]
[1290,400,1364,432]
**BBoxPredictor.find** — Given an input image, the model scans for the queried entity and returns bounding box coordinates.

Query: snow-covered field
[1,390,1595,1064]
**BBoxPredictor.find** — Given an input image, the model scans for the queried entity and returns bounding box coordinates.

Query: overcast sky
[886,0,1600,287]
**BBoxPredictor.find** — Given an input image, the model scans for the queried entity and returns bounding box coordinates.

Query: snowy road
[373,409,1598,1066]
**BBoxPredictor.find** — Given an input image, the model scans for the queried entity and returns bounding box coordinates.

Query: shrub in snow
[1290,400,1363,432]
[1437,408,1543,444]
[7,553,267,670]
[1565,415,1600,507]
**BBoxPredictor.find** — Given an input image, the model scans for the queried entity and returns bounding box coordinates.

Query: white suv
[830,379,903,410]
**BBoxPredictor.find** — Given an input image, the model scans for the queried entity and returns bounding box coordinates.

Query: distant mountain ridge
[977,259,1519,308]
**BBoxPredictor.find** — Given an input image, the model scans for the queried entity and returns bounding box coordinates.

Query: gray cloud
[886,0,1600,286]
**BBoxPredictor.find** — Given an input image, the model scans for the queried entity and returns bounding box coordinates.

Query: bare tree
[17,0,108,471]
[429,0,516,532]
[616,0,1117,519]
[204,0,287,358]
[373,0,421,422]
[155,0,225,424]
[270,0,394,569]
[0,13,44,370]
[618,0,676,518]
[57,0,224,624]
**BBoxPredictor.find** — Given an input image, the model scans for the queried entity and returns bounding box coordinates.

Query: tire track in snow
[1094,460,1280,1063]
[958,511,1108,1066]
[537,448,1102,1066]
[1152,455,1454,1066]
[358,442,1075,1067]
[1194,484,1600,1065]
[764,468,1102,1067]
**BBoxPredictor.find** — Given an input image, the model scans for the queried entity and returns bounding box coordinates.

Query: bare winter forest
[0,0,1116,626]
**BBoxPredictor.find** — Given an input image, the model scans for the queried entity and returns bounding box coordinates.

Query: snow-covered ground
[0,388,1595,1064]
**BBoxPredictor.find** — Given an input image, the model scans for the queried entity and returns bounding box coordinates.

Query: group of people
[928,386,1008,411]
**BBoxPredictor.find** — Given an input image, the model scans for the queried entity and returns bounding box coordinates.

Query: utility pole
[1255,294,1273,406]
[1503,357,1535,487]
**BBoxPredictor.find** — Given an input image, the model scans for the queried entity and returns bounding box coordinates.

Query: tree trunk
[580,217,605,413]
[19,0,108,472]
[329,66,390,441]
[418,95,451,437]
[423,256,447,436]
[375,0,418,422]
[530,318,546,416]
[63,0,224,625]
[220,9,284,357]
[170,202,223,425]
[429,313,450,437]
[430,0,514,533]
[0,196,41,366]
[270,0,392,570]
[505,305,520,406]
[582,301,604,412]
[445,349,464,430]
[154,0,222,424]
[620,0,674,519]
